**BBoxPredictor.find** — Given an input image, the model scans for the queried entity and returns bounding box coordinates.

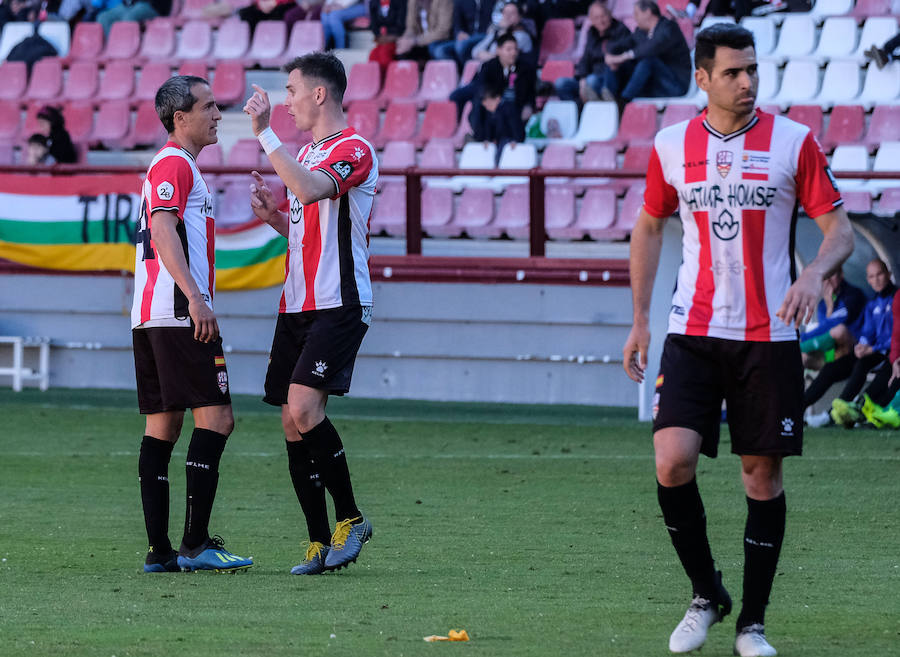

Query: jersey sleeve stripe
[319,168,342,196]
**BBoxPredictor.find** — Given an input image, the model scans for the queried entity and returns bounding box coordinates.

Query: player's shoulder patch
[330,160,354,181]
[156,181,175,200]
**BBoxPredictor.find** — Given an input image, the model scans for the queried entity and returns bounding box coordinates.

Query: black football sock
[181,428,227,553]
[139,435,175,556]
[657,478,719,600]
[286,439,331,545]
[301,417,361,522]
[737,493,786,630]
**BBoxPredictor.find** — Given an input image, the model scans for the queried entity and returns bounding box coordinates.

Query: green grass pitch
[0,388,898,656]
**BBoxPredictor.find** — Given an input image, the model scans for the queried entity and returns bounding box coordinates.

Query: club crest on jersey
[716,151,733,178]
[352,146,365,162]
[712,208,740,241]
[156,181,174,200]
[330,161,353,181]
[217,370,228,394]
[290,196,303,224]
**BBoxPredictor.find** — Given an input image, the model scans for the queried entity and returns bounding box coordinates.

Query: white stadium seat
[539,100,579,140]
[852,17,899,63]
[740,17,777,56]
[772,59,818,109]
[814,58,861,108]
[857,61,900,108]
[810,17,858,63]
[569,101,619,148]
[771,15,817,61]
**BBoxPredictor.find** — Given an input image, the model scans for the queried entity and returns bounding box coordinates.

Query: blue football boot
[143,548,179,573]
[324,516,372,571]
[177,535,253,572]
[290,541,329,575]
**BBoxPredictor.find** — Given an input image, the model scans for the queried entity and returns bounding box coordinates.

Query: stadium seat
[785,105,823,140]
[62,60,99,102]
[698,15,735,30]
[840,189,873,214]
[24,58,63,102]
[416,60,459,108]
[0,142,13,165]
[211,18,250,61]
[91,99,132,147]
[875,187,900,216]
[178,60,208,78]
[460,59,480,85]
[540,59,575,83]
[543,184,576,238]
[772,59,819,109]
[570,186,620,240]
[180,0,216,21]
[211,59,246,106]
[660,103,699,129]
[97,60,136,101]
[488,184,530,238]
[102,21,141,61]
[346,99,379,142]
[864,105,900,153]
[282,20,325,61]
[344,61,381,105]
[20,103,43,143]
[872,141,900,174]
[770,15,817,61]
[810,17,857,62]
[848,0,892,19]
[197,143,224,168]
[539,18,576,65]
[623,143,652,172]
[454,187,496,236]
[370,183,406,236]
[421,186,455,237]
[615,102,658,149]
[249,21,287,66]
[416,101,457,147]
[428,141,496,191]
[379,140,416,185]
[618,182,646,234]
[739,17,776,56]
[139,18,176,60]
[270,103,301,141]
[62,102,94,143]
[822,104,865,152]
[374,100,418,149]
[0,100,21,141]
[542,142,576,185]
[808,0,854,20]
[420,138,456,169]
[857,62,900,108]
[136,61,173,102]
[494,142,537,190]
[227,139,263,168]
[173,20,213,62]
[0,22,34,61]
[814,58,861,108]
[216,179,255,228]
[63,22,103,63]
[378,61,419,108]
[754,58,780,104]
[578,141,618,190]
[830,143,869,190]
[37,21,70,58]
[452,102,474,149]
[539,100,578,140]
[0,61,27,101]
[851,17,898,62]
[570,101,618,148]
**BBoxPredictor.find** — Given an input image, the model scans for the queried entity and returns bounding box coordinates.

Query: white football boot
[733,624,777,657]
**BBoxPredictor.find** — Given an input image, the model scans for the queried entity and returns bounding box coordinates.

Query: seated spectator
[34,105,77,164]
[470,2,534,65]
[237,0,293,34]
[25,134,55,165]
[395,0,452,62]
[554,1,630,103]
[604,0,691,103]
[467,33,536,152]
[285,0,325,31]
[829,259,897,428]
[864,32,900,70]
[521,0,589,37]
[92,0,171,35]
[0,0,38,28]
[320,0,368,50]
[53,0,95,21]
[431,0,497,66]
[368,0,407,76]
[863,291,900,428]
[801,267,866,426]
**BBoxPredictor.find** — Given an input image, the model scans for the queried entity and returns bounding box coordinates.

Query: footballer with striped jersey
[131,76,253,573]
[243,53,376,575]
[622,25,853,657]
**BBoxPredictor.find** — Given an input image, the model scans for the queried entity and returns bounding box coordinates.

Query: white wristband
[257,127,282,155]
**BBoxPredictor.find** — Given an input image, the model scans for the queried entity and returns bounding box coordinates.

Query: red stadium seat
[578,141,618,191]
[453,102,473,148]
[371,183,406,236]
[0,142,13,164]
[211,18,250,61]
[344,61,382,105]
[416,101,457,147]
[415,60,458,108]
[614,102,657,149]
[623,143,652,172]
[568,186,619,240]
[543,184,576,239]
[60,60,98,102]
[197,143,224,168]
[864,105,900,154]
[92,99,132,147]
[64,22,104,63]
[21,103,43,143]
[282,21,325,61]
[24,58,63,102]
[875,187,900,216]
[249,21,287,67]
[786,105,824,141]
[178,60,208,78]
[211,59,246,106]
[270,103,301,141]
[840,189,872,214]
[102,21,141,61]
[490,184,530,238]
[374,100,418,149]
[173,20,213,61]
[460,59,480,85]
[346,100,380,142]
[420,138,456,170]
[660,103,699,129]
[541,142,576,169]
[618,182,646,234]
[422,186,455,236]
[216,179,255,228]
[380,140,415,169]
[139,18,176,60]
[377,60,419,108]
[821,104,865,152]
[0,61,27,101]
[179,0,214,21]
[0,100,21,141]
[60,102,93,143]
[136,61,173,102]
[132,100,167,148]
[539,18,575,65]
[98,60,136,101]
[227,139,262,167]
[848,0,891,18]
[454,187,495,235]
[540,59,574,84]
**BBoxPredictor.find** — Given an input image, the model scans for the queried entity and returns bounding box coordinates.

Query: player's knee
[289,404,324,434]
[655,459,695,487]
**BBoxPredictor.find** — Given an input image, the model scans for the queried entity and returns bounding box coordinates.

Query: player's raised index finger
[251,170,265,183]
[251,84,268,99]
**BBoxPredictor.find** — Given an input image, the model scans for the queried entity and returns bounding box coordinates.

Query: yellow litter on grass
[423,629,470,642]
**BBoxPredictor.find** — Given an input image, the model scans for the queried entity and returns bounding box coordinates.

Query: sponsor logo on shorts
[156,181,174,201]
[214,355,226,367]
[217,370,229,394]
[780,417,795,437]
[312,360,328,377]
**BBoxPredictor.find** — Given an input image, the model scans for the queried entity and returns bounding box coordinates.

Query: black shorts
[263,305,370,405]
[652,334,804,458]
[133,327,231,414]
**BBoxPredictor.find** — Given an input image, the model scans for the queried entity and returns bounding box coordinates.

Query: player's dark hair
[694,23,756,73]
[496,32,518,49]
[283,52,348,104]
[155,75,209,134]
[635,0,661,16]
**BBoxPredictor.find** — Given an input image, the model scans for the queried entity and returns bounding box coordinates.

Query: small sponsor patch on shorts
[214,355,226,367]
[655,375,664,388]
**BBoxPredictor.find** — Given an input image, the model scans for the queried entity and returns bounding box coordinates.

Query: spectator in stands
[431,0,497,66]
[470,1,534,64]
[554,1,630,104]
[92,0,170,35]
[468,33,536,153]
[25,134,55,166]
[395,0,452,61]
[367,0,407,76]
[321,0,368,50]
[284,0,325,30]
[604,0,691,103]
[829,259,897,428]
[865,33,900,70]
[34,105,77,164]
[521,0,589,37]
[53,0,94,21]
[237,0,294,35]
[1,0,38,27]
[801,267,867,426]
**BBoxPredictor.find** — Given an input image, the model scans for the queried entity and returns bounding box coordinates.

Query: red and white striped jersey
[280,128,378,313]
[131,142,216,329]
[643,108,842,342]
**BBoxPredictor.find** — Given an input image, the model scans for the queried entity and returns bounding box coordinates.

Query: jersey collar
[163,140,196,161]
[313,127,353,148]
[700,108,759,142]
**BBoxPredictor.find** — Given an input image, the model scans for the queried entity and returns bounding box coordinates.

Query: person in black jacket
[555,1,631,103]
[468,33,536,151]
[431,0,498,65]
[368,0,407,75]
[35,105,77,164]
[605,0,691,102]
